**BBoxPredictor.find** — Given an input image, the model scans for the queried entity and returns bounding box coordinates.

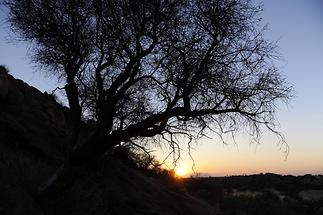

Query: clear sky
[1,1,322,176]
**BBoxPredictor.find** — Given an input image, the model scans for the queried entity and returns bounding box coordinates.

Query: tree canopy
[4,0,293,164]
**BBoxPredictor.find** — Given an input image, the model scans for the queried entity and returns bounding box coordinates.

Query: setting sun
[175,167,188,177]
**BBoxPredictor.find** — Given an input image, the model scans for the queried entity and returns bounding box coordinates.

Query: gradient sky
[1,1,322,176]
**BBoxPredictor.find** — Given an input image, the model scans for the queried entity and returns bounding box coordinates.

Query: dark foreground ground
[183,173,323,215]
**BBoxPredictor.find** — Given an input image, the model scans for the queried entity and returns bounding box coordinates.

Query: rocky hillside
[0,73,216,215]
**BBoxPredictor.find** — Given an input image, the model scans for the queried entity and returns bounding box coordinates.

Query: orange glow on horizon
[175,166,188,177]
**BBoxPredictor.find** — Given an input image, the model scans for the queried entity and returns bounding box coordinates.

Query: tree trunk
[65,75,82,153]
[70,131,119,165]
[37,130,118,198]
[37,74,83,201]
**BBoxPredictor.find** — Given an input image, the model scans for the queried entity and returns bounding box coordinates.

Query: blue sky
[161,0,323,176]
[1,1,322,176]
[0,5,58,92]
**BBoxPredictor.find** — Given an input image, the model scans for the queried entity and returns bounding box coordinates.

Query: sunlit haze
[175,166,189,177]
[1,0,322,176]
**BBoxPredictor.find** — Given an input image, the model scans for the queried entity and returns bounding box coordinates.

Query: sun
[175,167,187,177]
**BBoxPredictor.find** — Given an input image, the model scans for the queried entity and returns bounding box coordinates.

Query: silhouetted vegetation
[0,65,10,74]
[4,0,293,198]
[110,144,187,192]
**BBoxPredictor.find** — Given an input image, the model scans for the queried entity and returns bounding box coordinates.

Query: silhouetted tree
[4,0,292,194]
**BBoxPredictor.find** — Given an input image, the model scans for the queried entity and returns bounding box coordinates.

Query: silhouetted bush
[0,65,10,74]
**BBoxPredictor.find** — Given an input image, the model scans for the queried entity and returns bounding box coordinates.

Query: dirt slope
[0,73,216,215]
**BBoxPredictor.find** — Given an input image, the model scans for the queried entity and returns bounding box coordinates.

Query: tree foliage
[4,0,292,164]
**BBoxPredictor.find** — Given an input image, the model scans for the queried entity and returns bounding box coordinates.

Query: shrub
[0,65,9,74]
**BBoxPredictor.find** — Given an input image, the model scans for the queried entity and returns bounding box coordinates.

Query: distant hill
[0,73,216,215]
[184,173,323,215]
